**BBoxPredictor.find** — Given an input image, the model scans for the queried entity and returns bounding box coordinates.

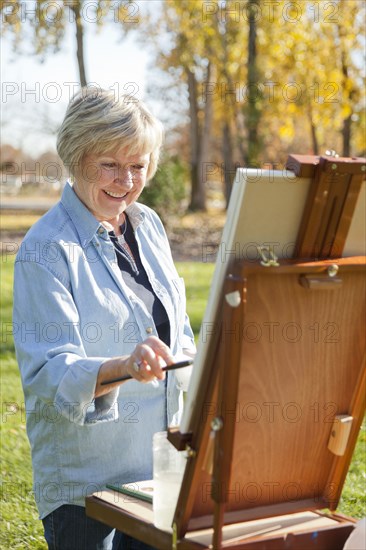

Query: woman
[13,88,196,549]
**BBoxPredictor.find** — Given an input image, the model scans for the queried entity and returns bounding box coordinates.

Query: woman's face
[73,147,150,225]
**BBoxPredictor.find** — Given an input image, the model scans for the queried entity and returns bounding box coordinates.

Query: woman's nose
[114,167,133,186]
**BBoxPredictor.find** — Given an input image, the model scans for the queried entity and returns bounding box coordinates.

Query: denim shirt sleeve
[13,259,119,425]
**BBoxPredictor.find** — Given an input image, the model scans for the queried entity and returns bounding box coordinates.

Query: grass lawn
[0,212,43,233]
[1,256,365,548]
[1,255,48,548]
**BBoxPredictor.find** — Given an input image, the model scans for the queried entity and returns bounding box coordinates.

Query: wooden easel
[86,154,366,549]
[286,154,365,259]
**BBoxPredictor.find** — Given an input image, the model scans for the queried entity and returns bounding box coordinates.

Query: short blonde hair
[57,88,163,181]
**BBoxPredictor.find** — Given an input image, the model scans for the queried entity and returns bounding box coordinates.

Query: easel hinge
[185,444,197,458]
[257,246,280,267]
[211,417,224,432]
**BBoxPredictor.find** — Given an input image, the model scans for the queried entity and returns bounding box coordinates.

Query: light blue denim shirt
[13,182,195,519]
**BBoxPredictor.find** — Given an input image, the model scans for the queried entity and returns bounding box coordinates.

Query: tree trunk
[342,116,351,157]
[186,68,204,211]
[245,0,261,166]
[222,121,235,208]
[308,102,319,154]
[197,62,215,212]
[70,1,87,87]
[221,18,236,207]
[310,120,319,155]
[341,53,353,157]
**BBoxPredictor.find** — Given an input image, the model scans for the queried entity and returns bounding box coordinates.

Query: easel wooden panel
[176,258,365,536]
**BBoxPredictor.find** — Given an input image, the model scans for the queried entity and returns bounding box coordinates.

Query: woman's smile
[103,189,129,199]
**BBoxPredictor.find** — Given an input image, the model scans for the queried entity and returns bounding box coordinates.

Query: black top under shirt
[108,215,171,347]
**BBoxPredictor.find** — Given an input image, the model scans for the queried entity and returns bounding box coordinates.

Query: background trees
[142,0,365,209]
[1,0,138,85]
[2,0,365,211]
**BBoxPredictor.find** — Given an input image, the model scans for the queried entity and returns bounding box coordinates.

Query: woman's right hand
[126,335,175,382]
[95,336,175,397]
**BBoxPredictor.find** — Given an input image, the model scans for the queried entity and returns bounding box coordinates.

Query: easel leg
[213,501,225,549]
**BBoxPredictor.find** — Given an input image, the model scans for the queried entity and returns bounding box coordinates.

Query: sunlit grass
[0,212,42,232]
[176,261,215,337]
[1,256,47,549]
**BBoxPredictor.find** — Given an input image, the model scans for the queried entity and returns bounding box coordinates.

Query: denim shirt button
[146,327,153,334]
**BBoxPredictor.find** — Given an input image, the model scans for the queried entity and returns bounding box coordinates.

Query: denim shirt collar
[61,181,146,248]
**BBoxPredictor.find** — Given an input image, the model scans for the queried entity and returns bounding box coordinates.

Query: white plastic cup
[153,431,185,531]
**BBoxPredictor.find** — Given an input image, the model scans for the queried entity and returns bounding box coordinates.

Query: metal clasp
[327,264,339,277]
[185,444,196,459]
[257,246,280,267]
[325,149,339,158]
[211,417,224,432]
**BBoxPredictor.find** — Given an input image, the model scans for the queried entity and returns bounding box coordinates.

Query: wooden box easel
[86,154,366,549]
